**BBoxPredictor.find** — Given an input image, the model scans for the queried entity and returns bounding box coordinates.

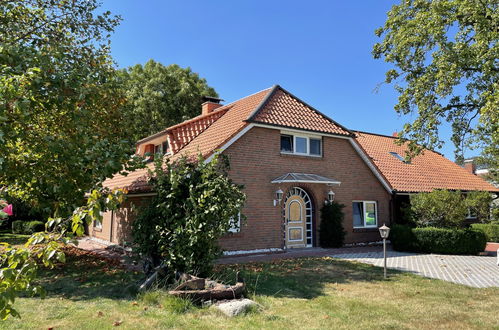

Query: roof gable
[248,86,352,136]
[354,131,499,193]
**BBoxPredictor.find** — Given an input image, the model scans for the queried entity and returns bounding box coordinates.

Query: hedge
[12,220,45,234]
[471,223,499,243]
[390,224,487,255]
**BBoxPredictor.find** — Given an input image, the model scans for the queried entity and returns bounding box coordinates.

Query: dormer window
[280,132,322,157]
[153,141,171,155]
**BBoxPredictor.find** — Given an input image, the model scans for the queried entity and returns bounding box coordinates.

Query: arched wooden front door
[284,187,313,248]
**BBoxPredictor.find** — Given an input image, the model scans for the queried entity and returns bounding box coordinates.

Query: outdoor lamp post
[378,224,390,279]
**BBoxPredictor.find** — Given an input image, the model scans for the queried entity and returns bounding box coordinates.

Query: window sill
[280,152,323,159]
[353,227,378,233]
[93,228,103,232]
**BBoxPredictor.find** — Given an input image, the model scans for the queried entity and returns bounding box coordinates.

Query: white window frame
[280,131,322,157]
[352,200,378,228]
[228,212,241,233]
[93,219,102,230]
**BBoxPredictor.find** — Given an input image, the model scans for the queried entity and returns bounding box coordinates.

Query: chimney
[392,131,398,137]
[201,96,224,116]
[463,159,476,175]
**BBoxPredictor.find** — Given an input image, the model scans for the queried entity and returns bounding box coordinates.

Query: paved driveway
[332,251,499,288]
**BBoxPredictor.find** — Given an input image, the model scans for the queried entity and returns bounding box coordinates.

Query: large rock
[215,299,259,317]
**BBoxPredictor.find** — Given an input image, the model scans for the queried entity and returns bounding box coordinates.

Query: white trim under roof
[271,173,341,186]
[205,124,255,163]
[204,121,393,194]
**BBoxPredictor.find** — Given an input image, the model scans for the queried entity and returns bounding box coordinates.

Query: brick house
[91,85,499,253]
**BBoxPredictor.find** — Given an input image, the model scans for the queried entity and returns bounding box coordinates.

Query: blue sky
[102,0,472,160]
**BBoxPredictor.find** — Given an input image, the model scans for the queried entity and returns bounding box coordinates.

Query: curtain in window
[353,202,363,227]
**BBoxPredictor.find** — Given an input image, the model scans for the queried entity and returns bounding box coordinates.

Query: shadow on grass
[213,257,393,300]
[35,247,142,301]
[0,230,30,246]
[33,248,394,302]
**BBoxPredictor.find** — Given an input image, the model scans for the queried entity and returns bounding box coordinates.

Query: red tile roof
[250,88,351,136]
[354,131,499,193]
[103,87,273,191]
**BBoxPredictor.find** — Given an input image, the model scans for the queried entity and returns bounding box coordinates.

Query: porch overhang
[270,173,341,186]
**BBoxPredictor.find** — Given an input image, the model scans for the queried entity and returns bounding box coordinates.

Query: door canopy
[271,173,341,186]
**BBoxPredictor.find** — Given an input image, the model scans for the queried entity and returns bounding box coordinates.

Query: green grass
[1,242,498,329]
[0,229,30,246]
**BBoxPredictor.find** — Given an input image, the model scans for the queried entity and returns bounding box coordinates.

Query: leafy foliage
[0,0,142,217]
[119,60,218,141]
[408,190,493,227]
[11,220,44,235]
[132,154,245,277]
[319,202,346,248]
[373,0,498,174]
[471,223,499,243]
[0,188,125,320]
[390,224,487,255]
[409,190,468,227]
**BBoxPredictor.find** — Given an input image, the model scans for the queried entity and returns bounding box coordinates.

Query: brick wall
[88,197,149,245]
[219,126,391,251]
[89,126,391,251]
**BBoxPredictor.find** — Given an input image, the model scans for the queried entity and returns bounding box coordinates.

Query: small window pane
[353,202,363,227]
[365,202,377,226]
[310,138,321,155]
[295,137,307,153]
[228,213,241,233]
[162,141,169,154]
[154,145,161,154]
[281,135,293,152]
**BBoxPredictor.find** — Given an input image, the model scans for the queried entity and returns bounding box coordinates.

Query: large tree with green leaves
[119,60,218,141]
[0,0,141,217]
[373,0,498,179]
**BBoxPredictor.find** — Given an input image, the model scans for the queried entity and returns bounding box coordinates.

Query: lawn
[1,236,498,329]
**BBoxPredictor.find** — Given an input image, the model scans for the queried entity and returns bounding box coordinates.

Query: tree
[0,0,141,217]
[119,60,218,142]
[319,202,346,248]
[408,190,494,227]
[132,154,245,277]
[373,0,498,179]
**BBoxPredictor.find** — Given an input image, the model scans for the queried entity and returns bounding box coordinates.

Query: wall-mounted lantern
[273,189,284,206]
[327,189,335,203]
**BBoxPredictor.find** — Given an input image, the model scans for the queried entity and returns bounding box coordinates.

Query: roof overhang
[271,173,341,186]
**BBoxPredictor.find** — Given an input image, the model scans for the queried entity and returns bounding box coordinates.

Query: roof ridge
[246,85,353,136]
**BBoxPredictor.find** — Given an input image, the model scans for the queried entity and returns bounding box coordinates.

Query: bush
[409,190,468,227]
[319,202,346,248]
[471,223,499,243]
[132,154,246,277]
[390,225,487,255]
[11,220,25,234]
[11,220,45,234]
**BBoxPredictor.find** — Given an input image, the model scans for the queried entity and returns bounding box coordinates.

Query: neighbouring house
[90,85,499,254]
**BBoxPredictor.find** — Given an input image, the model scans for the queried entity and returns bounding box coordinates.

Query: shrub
[319,202,346,248]
[471,223,499,243]
[11,220,25,234]
[132,154,246,277]
[24,221,45,234]
[390,225,487,255]
[409,190,468,227]
[11,220,44,234]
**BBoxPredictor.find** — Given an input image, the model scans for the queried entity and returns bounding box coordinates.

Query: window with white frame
[154,141,171,155]
[352,201,378,228]
[228,212,241,233]
[93,219,102,230]
[280,133,322,156]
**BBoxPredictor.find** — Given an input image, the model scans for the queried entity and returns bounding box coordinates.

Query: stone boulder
[214,299,259,317]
